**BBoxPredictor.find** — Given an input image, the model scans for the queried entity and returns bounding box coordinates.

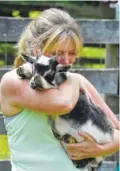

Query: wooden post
[105,45,119,68]
[105,2,119,115]
[105,45,119,115]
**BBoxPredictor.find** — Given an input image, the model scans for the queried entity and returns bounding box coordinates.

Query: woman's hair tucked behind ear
[14,8,83,68]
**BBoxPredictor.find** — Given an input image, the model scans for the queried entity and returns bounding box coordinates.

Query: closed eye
[70,52,76,55]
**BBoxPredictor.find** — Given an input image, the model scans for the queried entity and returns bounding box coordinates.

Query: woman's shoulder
[67,72,84,79]
[1,68,16,79]
[1,68,17,81]
[0,69,24,116]
[0,69,19,94]
[67,72,86,84]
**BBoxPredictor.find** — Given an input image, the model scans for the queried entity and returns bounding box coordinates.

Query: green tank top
[4,109,84,171]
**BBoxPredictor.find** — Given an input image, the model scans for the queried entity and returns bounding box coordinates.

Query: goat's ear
[57,64,72,72]
[20,52,36,64]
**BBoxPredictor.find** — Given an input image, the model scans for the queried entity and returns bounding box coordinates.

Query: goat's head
[17,53,72,89]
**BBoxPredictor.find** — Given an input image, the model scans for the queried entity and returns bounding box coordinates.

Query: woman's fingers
[69,152,90,160]
[66,142,83,151]
[78,131,96,142]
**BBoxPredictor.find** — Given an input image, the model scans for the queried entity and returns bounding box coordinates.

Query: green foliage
[0,43,16,66]
[12,9,42,19]
[0,60,5,66]
[12,10,21,18]
[0,43,15,55]
[29,11,41,19]
[81,47,106,59]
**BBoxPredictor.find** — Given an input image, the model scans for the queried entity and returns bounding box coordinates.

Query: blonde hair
[14,8,83,67]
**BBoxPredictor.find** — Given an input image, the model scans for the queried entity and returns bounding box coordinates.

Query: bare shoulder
[0,69,24,116]
[67,72,86,86]
[67,72,84,81]
[0,69,21,96]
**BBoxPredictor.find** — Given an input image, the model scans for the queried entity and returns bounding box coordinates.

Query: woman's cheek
[70,58,76,64]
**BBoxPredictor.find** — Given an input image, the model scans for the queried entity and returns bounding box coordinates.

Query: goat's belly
[78,120,113,144]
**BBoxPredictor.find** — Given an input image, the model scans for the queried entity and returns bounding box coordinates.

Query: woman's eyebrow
[69,49,76,52]
[56,49,76,52]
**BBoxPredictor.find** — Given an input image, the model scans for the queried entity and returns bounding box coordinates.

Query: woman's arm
[81,75,120,130]
[0,70,80,115]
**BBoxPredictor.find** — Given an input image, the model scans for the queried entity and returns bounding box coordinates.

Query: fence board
[0,115,7,134]
[72,68,119,94]
[97,161,117,171]
[0,17,119,44]
[0,160,11,171]
[0,68,119,94]
[76,19,119,44]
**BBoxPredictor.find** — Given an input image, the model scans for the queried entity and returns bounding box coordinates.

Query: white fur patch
[37,55,50,65]
[43,69,52,77]
[22,63,32,75]
[79,120,112,143]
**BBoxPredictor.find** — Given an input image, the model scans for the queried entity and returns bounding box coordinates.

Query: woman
[0,8,119,171]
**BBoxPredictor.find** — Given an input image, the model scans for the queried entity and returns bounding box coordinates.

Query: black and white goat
[17,53,71,90]
[17,53,116,171]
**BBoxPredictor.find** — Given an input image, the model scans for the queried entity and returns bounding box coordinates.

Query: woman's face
[44,37,77,65]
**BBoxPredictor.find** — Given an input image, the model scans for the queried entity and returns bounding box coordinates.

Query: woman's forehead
[49,37,76,52]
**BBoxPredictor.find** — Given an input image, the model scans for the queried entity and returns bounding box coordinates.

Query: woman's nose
[57,55,69,64]
[63,56,69,64]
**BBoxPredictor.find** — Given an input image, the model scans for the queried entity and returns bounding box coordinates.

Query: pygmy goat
[17,53,116,171]
[17,53,71,90]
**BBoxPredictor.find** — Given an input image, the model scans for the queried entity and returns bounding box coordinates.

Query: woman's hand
[61,130,119,161]
[64,132,102,160]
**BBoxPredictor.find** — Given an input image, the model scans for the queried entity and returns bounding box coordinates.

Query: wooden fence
[0,17,119,171]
